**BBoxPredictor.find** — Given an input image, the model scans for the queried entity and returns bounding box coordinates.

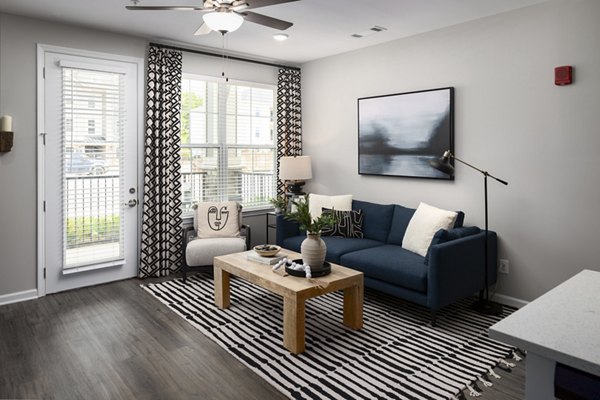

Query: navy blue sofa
[276,199,498,318]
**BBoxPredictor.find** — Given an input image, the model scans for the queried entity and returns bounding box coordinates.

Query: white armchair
[182,202,251,283]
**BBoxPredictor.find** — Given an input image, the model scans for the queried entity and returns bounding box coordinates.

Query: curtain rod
[150,42,301,71]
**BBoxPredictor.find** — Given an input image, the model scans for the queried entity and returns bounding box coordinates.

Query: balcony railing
[65,171,275,246]
[181,171,275,213]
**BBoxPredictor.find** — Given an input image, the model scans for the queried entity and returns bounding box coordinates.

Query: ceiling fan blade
[231,2,249,12]
[194,22,213,35]
[241,11,293,30]
[244,0,300,10]
[126,5,207,11]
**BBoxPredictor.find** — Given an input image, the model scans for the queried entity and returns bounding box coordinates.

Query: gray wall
[0,13,279,298]
[0,13,147,296]
[301,0,600,302]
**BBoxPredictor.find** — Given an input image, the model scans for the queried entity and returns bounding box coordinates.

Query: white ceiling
[0,0,547,65]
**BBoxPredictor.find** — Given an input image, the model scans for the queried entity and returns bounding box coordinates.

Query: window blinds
[61,66,125,269]
[181,76,276,213]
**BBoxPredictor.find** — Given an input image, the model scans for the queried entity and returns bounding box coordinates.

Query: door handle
[124,199,138,207]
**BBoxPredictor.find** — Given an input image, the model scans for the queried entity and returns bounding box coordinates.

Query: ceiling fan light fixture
[203,11,244,33]
[273,33,289,41]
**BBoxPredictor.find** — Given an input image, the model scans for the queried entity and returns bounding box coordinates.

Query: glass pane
[227,148,275,208]
[62,67,124,268]
[180,77,276,212]
[251,87,273,118]
[180,147,220,213]
[252,116,274,145]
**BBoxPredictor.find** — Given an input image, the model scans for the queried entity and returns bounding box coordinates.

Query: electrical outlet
[499,259,510,274]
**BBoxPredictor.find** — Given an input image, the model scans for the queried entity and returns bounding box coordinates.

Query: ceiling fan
[126,0,299,35]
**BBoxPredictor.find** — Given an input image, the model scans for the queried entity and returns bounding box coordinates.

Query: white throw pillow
[402,202,458,257]
[308,194,353,220]
[196,201,241,239]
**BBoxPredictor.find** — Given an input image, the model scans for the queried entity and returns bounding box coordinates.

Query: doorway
[38,45,143,294]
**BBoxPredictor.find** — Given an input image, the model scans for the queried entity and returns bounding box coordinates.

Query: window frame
[180,73,277,217]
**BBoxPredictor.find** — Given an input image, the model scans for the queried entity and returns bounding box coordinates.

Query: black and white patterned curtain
[139,45,183,278]
[276,68,302,196]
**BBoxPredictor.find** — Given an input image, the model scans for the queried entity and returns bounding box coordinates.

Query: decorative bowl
[253,244,281,257]
[285,260,332,277]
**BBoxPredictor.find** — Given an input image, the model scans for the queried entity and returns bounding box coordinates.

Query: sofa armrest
[426,230,498,311]
[275,214,300,246]
[241,224,251,250]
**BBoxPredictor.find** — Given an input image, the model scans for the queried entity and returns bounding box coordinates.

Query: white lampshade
[202,11,244,33]
[279,156,312,181]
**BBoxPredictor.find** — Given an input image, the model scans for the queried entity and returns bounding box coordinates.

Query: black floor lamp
[430,150,508,315]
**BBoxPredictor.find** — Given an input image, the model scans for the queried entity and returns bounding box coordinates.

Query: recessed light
[273,33,289,41]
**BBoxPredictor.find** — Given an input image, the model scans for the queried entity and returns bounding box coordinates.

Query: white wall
[0,13,147,297]
[301,0,600,302]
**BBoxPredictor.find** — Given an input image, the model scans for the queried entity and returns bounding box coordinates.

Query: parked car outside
[65,152,106,175]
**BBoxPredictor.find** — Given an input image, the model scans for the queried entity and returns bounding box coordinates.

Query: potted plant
[284,195,338,268]
[269,195,288,214]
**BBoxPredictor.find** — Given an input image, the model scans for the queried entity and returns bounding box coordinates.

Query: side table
[265,211,277,243]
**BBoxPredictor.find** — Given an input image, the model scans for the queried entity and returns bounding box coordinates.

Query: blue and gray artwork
[359,88,452,179]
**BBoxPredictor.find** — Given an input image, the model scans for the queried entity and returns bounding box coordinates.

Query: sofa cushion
[425,226,481,265]
[454,211,465,228]
[186,237,246,266]
[341,245,428,293]
[281,235,383,264]
[402,202,458,257]
[386,205,416,245]
[323,237,383,264]
[352,200,395,242]
[321,208,364,238]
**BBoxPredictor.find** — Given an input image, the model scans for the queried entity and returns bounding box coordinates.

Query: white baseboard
[491,293,529,309]
[0,289,38,306]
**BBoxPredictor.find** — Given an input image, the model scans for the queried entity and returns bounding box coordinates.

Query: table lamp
[279,156,312,195]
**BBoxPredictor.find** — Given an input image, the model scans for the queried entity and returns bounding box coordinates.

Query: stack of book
[246,251,286,265]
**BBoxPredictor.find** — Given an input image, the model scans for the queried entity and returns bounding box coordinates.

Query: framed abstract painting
[358,87,454,179]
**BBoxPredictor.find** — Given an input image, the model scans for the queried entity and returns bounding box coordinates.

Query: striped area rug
[142,274,519,400]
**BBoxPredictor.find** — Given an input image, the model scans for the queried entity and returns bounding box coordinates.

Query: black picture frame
[358,87,454,179]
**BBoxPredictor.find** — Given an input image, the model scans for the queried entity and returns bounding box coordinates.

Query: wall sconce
[0,115,13,153]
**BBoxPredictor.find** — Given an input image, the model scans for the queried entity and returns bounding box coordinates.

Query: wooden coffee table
[213,250,364,354]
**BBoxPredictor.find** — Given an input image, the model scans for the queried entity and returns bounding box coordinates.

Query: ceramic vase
[301,232,326,268]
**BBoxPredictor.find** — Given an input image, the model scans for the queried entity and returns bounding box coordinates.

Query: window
[62,66,124,268]
[180,75,277,214]
[87,119,96,135]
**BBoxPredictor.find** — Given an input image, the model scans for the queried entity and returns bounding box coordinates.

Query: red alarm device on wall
[555,66,573,86]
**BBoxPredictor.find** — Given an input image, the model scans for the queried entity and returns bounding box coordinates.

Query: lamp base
[285,181,305,195]
[471,299,503,316]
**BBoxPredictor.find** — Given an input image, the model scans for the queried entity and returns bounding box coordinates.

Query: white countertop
[489,269,600,376]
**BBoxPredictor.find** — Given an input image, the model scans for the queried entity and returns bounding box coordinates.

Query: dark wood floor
[0,276,526,399]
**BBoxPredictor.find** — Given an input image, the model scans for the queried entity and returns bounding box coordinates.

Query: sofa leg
[182,265,188,284]
[430,311,438,327]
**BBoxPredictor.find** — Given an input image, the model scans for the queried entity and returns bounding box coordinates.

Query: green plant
[269,195,287,212]
[284,195,338,235]
[66,215,121,248]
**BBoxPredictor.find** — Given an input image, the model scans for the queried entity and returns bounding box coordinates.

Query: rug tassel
[466,384,481,397]
[511,350,523,362]
[500,359,516,368]
[488,368,502,379]
[478,376,493,388]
